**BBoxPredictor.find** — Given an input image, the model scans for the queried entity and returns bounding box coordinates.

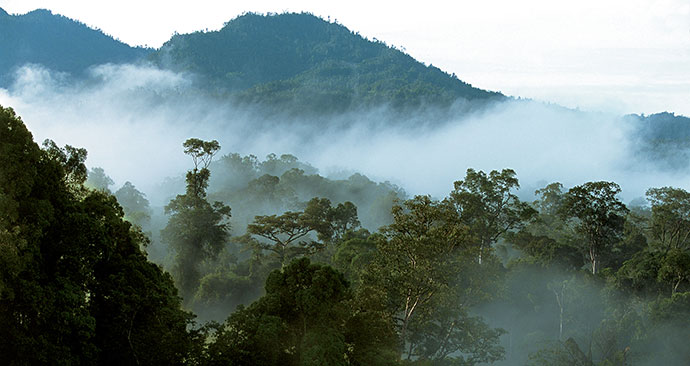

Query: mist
[3,62,690,365]
[1,62,688,205]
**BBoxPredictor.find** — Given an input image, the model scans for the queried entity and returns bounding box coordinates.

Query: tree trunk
[553,283,565,340]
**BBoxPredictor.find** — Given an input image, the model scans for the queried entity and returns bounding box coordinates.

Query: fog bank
[1,63,687,204]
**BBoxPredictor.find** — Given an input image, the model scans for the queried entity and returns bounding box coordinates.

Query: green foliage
[560,182,628,274]
[656,248,690,295]
[166,155,372,319]
[367,195,505,365]
[184,195,361,321]
[161,138,231,302]
[243,197,361,267]
[646,186,690,251]
[507,180,690,366]
[303,198,361,243]
[84,194,198,366]
[207,152,404,231]
[447,168,537,263]
[0,105,196,365]
[627,112,690,171]
[41,138,88,190]
[505,182,583,269]
[193,270,259,316]
[245,210,316,266]
[507,230,582,269]
[206,258,398,366]
[86,166,115,192]
[614,249,664,296]
[150,12,503,116]
[114,181,152,229]
[0,8,150,86]
[183,138,221,170]
[332,229,379,287]
[6,93,690,365]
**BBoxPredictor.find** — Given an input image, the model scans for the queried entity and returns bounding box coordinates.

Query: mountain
[151,12,504,115]
[630,112,690,141]
[627,112,690,170]
[1,9,503,116]
[0,8,151,86]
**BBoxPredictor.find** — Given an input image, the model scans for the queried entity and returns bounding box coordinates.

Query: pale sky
[2,0,689,116]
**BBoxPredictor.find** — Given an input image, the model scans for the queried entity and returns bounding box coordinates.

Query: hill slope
[0,8,151,86]
[628,112,690,169]
[151,12,504,114]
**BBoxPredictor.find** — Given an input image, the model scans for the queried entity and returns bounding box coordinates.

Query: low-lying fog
[1,63,687,205]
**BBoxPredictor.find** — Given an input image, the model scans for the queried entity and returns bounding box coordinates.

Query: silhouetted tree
[161,138,231,302]
[0,105,196,365]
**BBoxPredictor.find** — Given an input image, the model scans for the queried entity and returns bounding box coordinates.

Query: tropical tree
[507,182,582,269]
[205,258,398,366]
[0,105,197,365]
[161,138,231,301]
[646,187,690,252]
[657,248,690,295]
[114,181,152,228]
[245,197,360,267]
[86,166,115,192]
[560,181,628,274]
[366,195,505,364]
[447,168,536,264]
[245,210,315,267]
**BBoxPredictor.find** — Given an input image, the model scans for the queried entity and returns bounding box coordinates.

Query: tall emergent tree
[506,182,584,270]
[646,187,690,252]
[114,181,152,228]
[447,168,536,264]
[162,138,231,301]
[245,210,315,267]
[244,197,360,268]
[560,181,628,274]
[366,195,505,364]
[86,166,115,192]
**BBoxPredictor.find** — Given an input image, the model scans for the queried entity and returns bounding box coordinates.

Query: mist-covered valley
[3,62,689,204]
[1,8,689,366]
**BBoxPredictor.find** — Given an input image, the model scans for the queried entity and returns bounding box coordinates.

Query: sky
[1,0,689,116]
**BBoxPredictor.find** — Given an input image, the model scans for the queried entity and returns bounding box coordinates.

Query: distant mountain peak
[0,8,151,86]
[151,12,502,116]
[25,8,54,16]
[220,12,346,32]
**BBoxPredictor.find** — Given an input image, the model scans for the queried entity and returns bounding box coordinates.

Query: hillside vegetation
[628,112,690,169]
[151,12,504,114]
[0,8,151,86]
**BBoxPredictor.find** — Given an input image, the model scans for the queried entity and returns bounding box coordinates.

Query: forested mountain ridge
[0,9,504,115]
[4,7,690,366]
[628,112,690,169]
[0,7,151,86]
[629,112,690,142]
[150,12,504,114]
